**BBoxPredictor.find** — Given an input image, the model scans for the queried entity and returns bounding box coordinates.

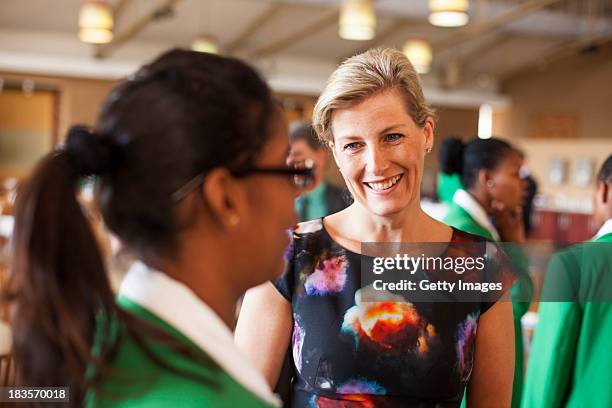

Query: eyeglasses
[172,164,315,202]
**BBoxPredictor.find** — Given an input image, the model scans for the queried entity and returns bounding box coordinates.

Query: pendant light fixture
[429,0,469,28]
[191,34,219,54]
[78,0,114,44]
[339,0,376,41]
[403,40,433,74]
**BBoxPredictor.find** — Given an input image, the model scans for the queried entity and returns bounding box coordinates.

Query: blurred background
[0,0,611,242]
[0,0,611,391]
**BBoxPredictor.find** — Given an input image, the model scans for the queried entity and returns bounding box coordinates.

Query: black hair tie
[65,125,115,177]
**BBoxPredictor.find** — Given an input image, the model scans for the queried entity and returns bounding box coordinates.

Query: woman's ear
[201,168,246,230]
[422,117,435,152]
[328,141,341,170]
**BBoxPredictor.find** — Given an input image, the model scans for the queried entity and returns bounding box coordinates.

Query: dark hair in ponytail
[439,135,514,189]
[10,127,117,402]
[8,49,276,404]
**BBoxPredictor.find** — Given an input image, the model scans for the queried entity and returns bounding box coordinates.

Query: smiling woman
[327,89,433,218]
[236,48,516,408]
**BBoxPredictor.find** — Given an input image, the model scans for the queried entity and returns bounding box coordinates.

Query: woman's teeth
[366,175,402,191]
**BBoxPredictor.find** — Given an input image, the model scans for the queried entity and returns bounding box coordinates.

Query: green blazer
[437,172,463,206]
[444,201,533,408]
[522,232,612,408]
[86,297,274,408]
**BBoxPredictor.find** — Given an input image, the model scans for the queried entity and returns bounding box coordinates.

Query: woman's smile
[363,173,404,194]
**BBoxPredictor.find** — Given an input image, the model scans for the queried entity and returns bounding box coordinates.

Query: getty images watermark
[357,241,612,304]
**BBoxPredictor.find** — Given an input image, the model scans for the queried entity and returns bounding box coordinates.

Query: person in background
[441,136,533,408]
[288,122,349,222]
[522,154,612,408]
[437,135,464,205]
[236,48,516,408]
[7,49,309,407]
[516,149,538,236]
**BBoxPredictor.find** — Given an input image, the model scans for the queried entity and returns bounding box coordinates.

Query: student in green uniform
[522,155,612,408]
[9,49,310,407]
[442,137,533,408]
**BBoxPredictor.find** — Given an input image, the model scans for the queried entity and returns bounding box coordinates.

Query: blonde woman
[236,48,515,407]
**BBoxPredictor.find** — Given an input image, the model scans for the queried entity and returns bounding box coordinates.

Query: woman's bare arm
[466,299,515,408]
[235,281,293,387]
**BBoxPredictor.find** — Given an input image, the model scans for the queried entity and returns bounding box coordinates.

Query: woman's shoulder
[289,217,345,256]
[89,307,273,407]
[89,360,270,407]
[293,218,325,235]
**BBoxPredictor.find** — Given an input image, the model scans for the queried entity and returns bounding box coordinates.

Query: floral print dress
[274,218,515,408]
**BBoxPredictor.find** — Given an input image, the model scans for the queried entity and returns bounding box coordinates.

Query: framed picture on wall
[572,157,594,187]
[548,158,566,186]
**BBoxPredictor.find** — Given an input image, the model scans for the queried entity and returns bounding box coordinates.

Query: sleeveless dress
[275,218,516,407]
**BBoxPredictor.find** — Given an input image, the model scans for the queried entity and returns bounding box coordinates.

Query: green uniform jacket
[86,296,274,408]
[444,202,533,408]
[437,172,463,206]
[522,232,612,408]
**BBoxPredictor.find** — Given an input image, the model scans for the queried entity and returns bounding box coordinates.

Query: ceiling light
[339,0,376,41]
[429,0,469,27]
[403,40,433,74]
[79,0,114,44]
[478,104,493,139]
[191,34,219,54]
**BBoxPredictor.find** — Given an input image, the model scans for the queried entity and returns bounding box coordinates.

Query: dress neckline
[319,216,459,257]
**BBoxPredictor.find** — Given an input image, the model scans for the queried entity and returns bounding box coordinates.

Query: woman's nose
[365,145,389,176]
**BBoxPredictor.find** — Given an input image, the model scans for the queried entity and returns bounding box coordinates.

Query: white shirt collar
[593,218,612,240]
[119,261,280,407]
[453,189,501,241]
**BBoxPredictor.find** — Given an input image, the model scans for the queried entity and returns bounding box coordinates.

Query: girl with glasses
[8,49,306,407]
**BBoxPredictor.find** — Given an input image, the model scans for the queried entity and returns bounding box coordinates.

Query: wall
[495,50,612,140]
[0,89,55,177]
[0,71,116,139]
[0,71,117,179]
[513,139,611,212]
[492,50,612,211]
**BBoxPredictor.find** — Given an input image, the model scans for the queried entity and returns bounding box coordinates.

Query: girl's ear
[201,168,246,230]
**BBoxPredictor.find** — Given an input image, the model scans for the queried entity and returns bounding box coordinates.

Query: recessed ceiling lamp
[191,34,219,54]
[339,0,376,41]
[78,0,114,44]
[403,40,433,74]
[429,0,469,27]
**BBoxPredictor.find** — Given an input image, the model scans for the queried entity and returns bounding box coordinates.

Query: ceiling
[1,0,611,103]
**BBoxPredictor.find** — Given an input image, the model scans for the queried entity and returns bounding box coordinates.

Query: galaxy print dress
[274,218,515,408]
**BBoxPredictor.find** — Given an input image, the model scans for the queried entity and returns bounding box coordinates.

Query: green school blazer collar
[593,218,612,242]
[453,189,500,240]
[119,261,281,407]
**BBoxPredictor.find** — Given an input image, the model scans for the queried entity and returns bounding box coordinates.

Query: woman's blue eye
[385,133,403,142]
[343,142,361,151]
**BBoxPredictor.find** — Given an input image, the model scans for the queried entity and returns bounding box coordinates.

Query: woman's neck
[337,200,448,243]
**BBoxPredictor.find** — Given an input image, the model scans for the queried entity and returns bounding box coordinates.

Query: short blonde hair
[312,47,436,144]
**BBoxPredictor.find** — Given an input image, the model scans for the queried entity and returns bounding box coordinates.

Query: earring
[486,180,494,188]
[426,146,433,154]
[228,214,240,227]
